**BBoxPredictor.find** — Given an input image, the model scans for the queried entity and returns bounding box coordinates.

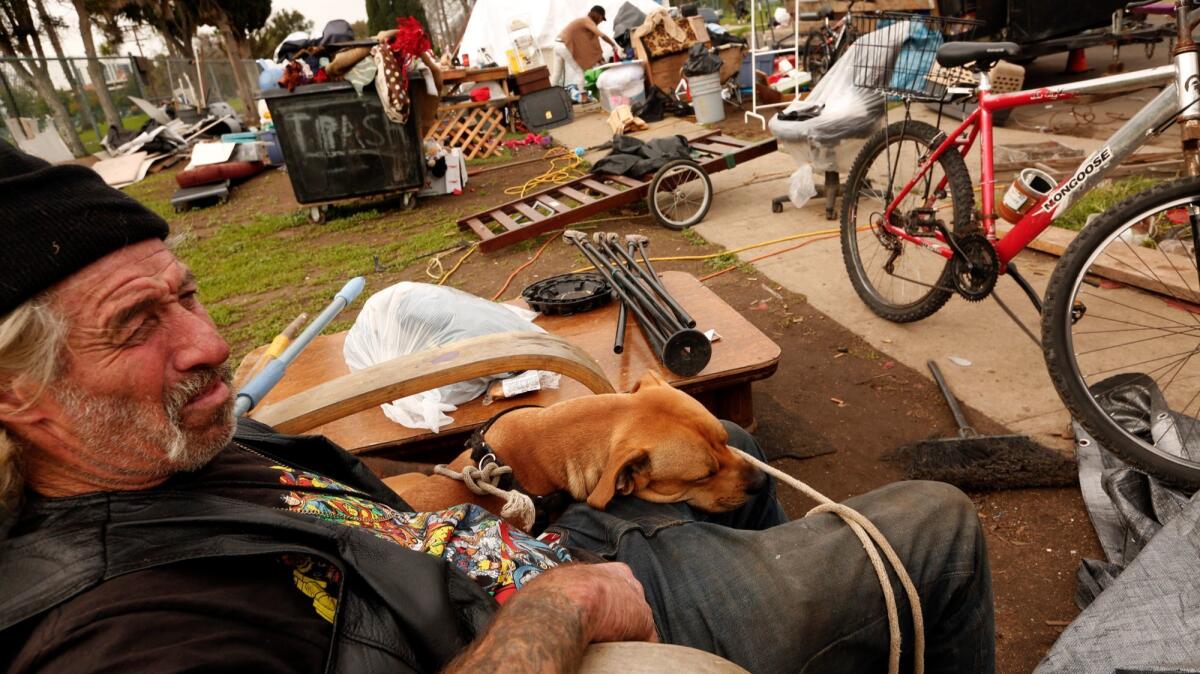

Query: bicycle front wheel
[1043,176,1200,487]
[840,119,976,323]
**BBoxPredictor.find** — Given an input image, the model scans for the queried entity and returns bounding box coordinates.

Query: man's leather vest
[0,420,498,673]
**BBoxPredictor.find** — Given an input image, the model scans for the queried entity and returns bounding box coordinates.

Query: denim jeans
[548,422,995,674]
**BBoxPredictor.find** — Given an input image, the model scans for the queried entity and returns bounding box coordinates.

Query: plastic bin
[258,130,284,165]
[738,51,776,88]
[258,81,424,204]
[597,63,646,112]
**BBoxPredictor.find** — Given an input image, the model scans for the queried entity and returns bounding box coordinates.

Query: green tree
[365,0,428,36]
[249,8,311,58]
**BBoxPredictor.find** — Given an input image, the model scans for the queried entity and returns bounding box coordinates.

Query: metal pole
[602,234,696,328]
[564,232,669,354]
[128,55,146,99]
[67,59,102,145]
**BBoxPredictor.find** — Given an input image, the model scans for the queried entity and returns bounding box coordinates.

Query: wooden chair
[250,332,615,434]
[245,332,749,673]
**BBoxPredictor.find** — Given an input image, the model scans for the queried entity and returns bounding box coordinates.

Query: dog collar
[466,404,571,531]
[466,405,543,490]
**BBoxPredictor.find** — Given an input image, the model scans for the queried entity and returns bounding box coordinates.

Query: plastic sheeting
[1037,374,1200,672]
[343,283,544,432]
[767,22,902,173]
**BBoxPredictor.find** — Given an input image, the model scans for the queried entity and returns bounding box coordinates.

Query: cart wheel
[401,192,417,211]
[308,205,327,224]
[647,159,713,231]
[772,200,783,214]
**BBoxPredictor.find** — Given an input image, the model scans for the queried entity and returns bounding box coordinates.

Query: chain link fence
[0,54,257,154]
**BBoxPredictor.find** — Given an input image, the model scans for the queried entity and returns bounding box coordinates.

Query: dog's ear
[587,449,650,510]
[631,370,669,393]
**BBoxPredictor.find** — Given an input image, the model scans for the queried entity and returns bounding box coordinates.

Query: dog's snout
[744,466,769,494]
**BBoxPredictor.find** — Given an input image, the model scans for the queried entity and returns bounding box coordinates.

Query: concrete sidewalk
[690,106,1178,451]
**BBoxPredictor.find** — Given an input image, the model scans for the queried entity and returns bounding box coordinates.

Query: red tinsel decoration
[387,17,431,59]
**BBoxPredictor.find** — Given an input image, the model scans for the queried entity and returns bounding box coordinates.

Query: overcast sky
[44,1,369,59]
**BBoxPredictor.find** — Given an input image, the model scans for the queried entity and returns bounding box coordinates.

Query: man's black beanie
[0,140,169,317]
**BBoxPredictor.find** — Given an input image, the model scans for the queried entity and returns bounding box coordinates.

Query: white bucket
[687,72,725,124]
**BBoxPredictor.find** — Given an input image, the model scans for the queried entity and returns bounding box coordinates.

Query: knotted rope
[434,460,537,532]
[735,449,925,674]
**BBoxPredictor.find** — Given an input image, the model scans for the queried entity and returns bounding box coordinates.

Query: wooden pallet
[425,99,508,160]
[459,133,778,252]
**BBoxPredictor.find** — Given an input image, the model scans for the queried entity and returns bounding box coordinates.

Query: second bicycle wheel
[840,119,976,323]
[1044,176,1200,487]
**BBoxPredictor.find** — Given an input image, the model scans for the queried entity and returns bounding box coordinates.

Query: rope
[698,232,841,282]
[433,462,537,532]
[433,245,479,285]
[735,448,925,674]
[504,148,589,199]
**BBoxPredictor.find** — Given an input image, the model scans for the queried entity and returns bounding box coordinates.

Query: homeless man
[0,141,994,674]
[552,5,620,92]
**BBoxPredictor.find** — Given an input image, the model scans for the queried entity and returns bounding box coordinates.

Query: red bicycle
[840,1,1200,485]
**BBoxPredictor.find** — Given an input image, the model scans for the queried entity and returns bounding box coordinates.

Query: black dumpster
[259,81,424,207]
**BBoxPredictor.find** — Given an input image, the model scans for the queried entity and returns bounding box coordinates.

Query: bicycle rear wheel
[840,119,975,323]
[1043,176,1200,487]
[803,30,834,80]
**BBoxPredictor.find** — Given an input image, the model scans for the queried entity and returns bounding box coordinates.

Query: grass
[164,202,462,358]
[1053,176,1161,231]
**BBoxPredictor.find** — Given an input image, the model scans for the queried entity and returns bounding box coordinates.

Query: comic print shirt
[193,444,571,619]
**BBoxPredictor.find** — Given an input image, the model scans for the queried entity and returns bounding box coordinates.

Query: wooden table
[236,272,781,458]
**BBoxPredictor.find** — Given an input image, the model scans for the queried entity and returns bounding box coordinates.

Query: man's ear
[587,449,650,510]
[630,370,669,393]
[0,379,50,425]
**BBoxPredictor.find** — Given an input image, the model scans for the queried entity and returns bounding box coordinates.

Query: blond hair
[0,295,67,511]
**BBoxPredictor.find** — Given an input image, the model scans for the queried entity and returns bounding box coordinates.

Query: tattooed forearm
[443,584,588,674]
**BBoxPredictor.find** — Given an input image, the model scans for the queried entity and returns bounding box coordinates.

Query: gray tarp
[1037,375,1200,672]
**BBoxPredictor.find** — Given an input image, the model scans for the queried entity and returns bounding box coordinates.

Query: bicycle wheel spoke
[1079,290,1193,329]
[1075,325,1200,356]
[1115,236,1200,327]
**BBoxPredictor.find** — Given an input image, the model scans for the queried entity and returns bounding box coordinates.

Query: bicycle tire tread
[839,119,975,323]
[1042,175,1200,488]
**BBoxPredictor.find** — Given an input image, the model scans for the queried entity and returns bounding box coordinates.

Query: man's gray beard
[52,365,236,477]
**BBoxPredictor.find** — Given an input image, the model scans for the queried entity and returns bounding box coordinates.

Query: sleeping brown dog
[383,371,767,524]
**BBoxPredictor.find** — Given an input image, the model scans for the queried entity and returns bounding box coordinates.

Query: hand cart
[458,132,778,252]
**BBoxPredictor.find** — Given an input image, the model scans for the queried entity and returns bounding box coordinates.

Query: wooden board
[1003,224,1200,303]
[425,101,507,160]
[235,272,781,457]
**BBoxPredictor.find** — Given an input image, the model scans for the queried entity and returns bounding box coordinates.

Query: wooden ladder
[459,133,777,253]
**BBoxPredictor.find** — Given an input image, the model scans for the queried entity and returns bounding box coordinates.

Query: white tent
[457,0,665,66]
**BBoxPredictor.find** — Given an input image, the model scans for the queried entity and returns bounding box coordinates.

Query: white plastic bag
[343,282,545,432]
[788,164,817,209]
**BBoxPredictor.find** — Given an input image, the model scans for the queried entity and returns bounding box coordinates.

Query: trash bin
[687,72,725,124]
[259,81,424,204]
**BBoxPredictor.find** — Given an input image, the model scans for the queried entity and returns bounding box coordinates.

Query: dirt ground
[137,90,1112,672]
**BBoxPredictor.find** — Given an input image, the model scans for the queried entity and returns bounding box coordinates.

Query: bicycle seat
[798,4,834,21]
[936,42,1022,69]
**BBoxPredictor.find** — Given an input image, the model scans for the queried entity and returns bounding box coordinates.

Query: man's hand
[444,563,657,673]
[552,563,658,644]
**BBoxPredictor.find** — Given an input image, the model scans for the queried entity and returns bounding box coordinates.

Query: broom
[891,360,1076,490]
